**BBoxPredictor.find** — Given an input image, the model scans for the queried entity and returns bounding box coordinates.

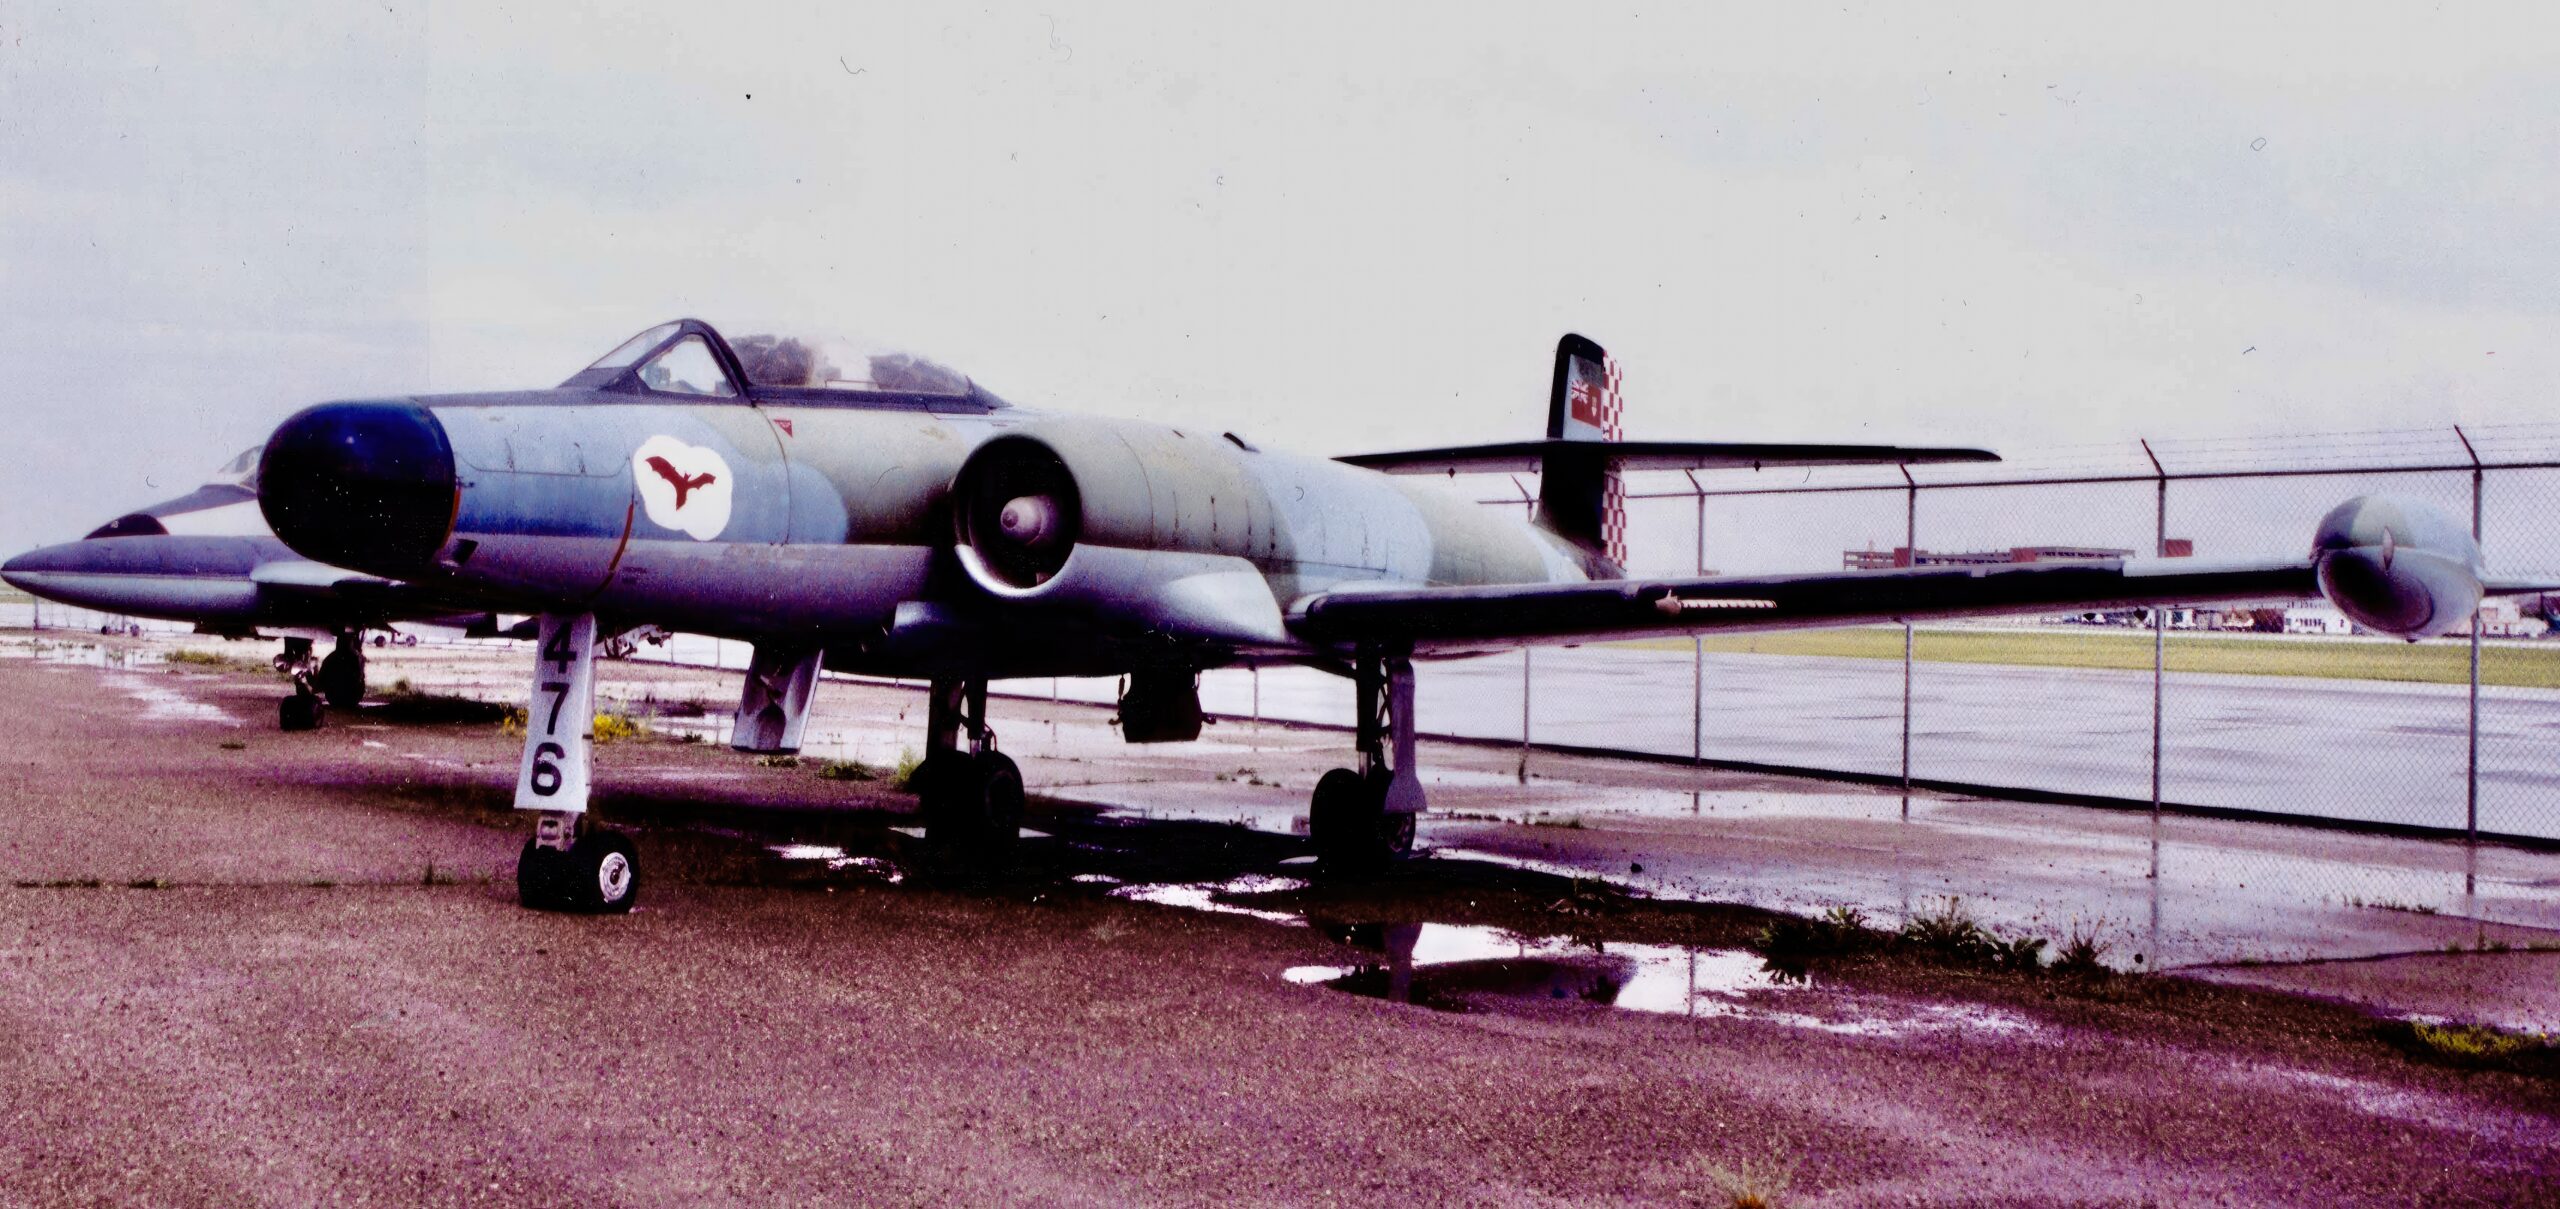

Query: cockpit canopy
[568,319,1000,408]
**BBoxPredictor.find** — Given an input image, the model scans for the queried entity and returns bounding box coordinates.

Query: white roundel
[632,435,734,541]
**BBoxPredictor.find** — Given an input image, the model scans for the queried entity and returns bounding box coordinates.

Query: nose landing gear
[507,613,642,914]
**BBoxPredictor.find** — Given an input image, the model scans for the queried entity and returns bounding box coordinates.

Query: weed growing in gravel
[1693,1153,1796,1208]
[816,759,882,782]
[219,740,247,751]
[755,753,802,769]
[1754,899,2068,979]
[2052,925,2113,978]
[591,711,647,743]
[891,748,922,790]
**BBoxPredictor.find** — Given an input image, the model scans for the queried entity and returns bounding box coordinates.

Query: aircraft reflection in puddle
[1285,919,2043,1038]
[1284,921,1793,1017]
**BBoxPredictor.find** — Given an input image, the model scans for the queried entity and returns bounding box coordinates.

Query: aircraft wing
[1337,439,1998,475]
[1288,558,2326,653]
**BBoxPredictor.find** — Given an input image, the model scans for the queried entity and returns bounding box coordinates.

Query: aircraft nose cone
[0,543,65,595]
[258,401,457,575]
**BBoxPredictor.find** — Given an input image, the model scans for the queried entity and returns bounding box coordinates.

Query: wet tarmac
[4,630,2558,1204]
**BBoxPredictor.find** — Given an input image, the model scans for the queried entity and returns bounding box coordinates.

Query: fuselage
[261,379,1603,678]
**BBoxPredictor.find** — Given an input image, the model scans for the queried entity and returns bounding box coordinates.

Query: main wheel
[921,751,1024,868]
[317,646,365,709]
[278,693,325,732]
[1311,767,1389,873]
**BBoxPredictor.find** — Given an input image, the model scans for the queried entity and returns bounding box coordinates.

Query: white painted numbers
[514,613,598,814]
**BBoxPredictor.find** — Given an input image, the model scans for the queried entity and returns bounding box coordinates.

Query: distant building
[2283,605,2354,635]
[1843,543,2138,571]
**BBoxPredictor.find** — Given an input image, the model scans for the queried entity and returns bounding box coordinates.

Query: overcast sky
[7,2,2560,568]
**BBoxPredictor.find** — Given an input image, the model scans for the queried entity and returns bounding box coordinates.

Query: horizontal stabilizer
[1337,439,1999,476]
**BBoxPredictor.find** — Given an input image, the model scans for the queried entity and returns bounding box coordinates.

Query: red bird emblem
[644,456,718,509]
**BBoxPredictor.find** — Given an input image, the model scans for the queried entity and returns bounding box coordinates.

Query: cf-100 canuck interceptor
[245,319,2532,913]
[0,447,496,729]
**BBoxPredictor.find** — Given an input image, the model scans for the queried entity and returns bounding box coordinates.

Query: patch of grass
[377,686,512,725]
[755,753,802,769]
[816,759,882,782]
[2345,895,2441,916]
[1524,813,1587,830]
[2384,1020,2558,1076]
[165,648,262,672]
[1628,625,2560,689]
[891,748,923,790]
[125,877,170,890]
[218,740,247,751]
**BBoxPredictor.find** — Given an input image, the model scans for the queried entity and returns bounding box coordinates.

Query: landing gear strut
[1310,649,1421,872]
[917,678,1023,868]
[275,637,325,731]
[510,613,639,914]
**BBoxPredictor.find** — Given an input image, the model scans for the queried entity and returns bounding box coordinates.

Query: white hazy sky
[6,2,2560,564]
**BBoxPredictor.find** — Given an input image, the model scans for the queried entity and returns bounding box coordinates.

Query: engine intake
[952,436,1082,594]
[2312,495,2482,641]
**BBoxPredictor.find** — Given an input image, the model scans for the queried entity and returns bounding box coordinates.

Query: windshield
[585,322,683,372]
[208,445,262,490]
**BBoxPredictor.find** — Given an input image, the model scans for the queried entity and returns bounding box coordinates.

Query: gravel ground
[0,635,2553,1206]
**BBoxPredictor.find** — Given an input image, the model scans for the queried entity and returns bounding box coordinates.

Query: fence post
[1689,470,1705,765]
[1900,465,1916,817]
[2457,426,2483,893]
[1518,648,1532,782]
[2143,439,2167,880]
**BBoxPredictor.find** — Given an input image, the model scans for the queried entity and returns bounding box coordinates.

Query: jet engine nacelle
[949,425,1289,648]
[2312,495,2483,641]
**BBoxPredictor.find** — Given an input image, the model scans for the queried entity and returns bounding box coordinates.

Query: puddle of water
[1110,875,1310,925]
[1280,919,2044,1039]
[767,843,905,884]
[118,679,240,726]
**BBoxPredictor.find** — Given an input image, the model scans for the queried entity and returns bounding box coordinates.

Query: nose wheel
[517,829,639,913]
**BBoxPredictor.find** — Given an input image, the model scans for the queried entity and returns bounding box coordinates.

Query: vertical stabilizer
[1539,334,1626,568]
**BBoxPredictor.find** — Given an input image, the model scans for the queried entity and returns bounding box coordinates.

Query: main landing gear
[1309,650,1423,873]
[272,632,367,731]
[916,678,1023,869]
[509,613,640,914]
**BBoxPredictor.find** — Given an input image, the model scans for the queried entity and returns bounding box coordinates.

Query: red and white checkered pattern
[1596,358,1627,568]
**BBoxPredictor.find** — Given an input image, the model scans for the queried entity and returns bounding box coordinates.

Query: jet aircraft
[1,447,489,728]
[240,319,2530,913]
